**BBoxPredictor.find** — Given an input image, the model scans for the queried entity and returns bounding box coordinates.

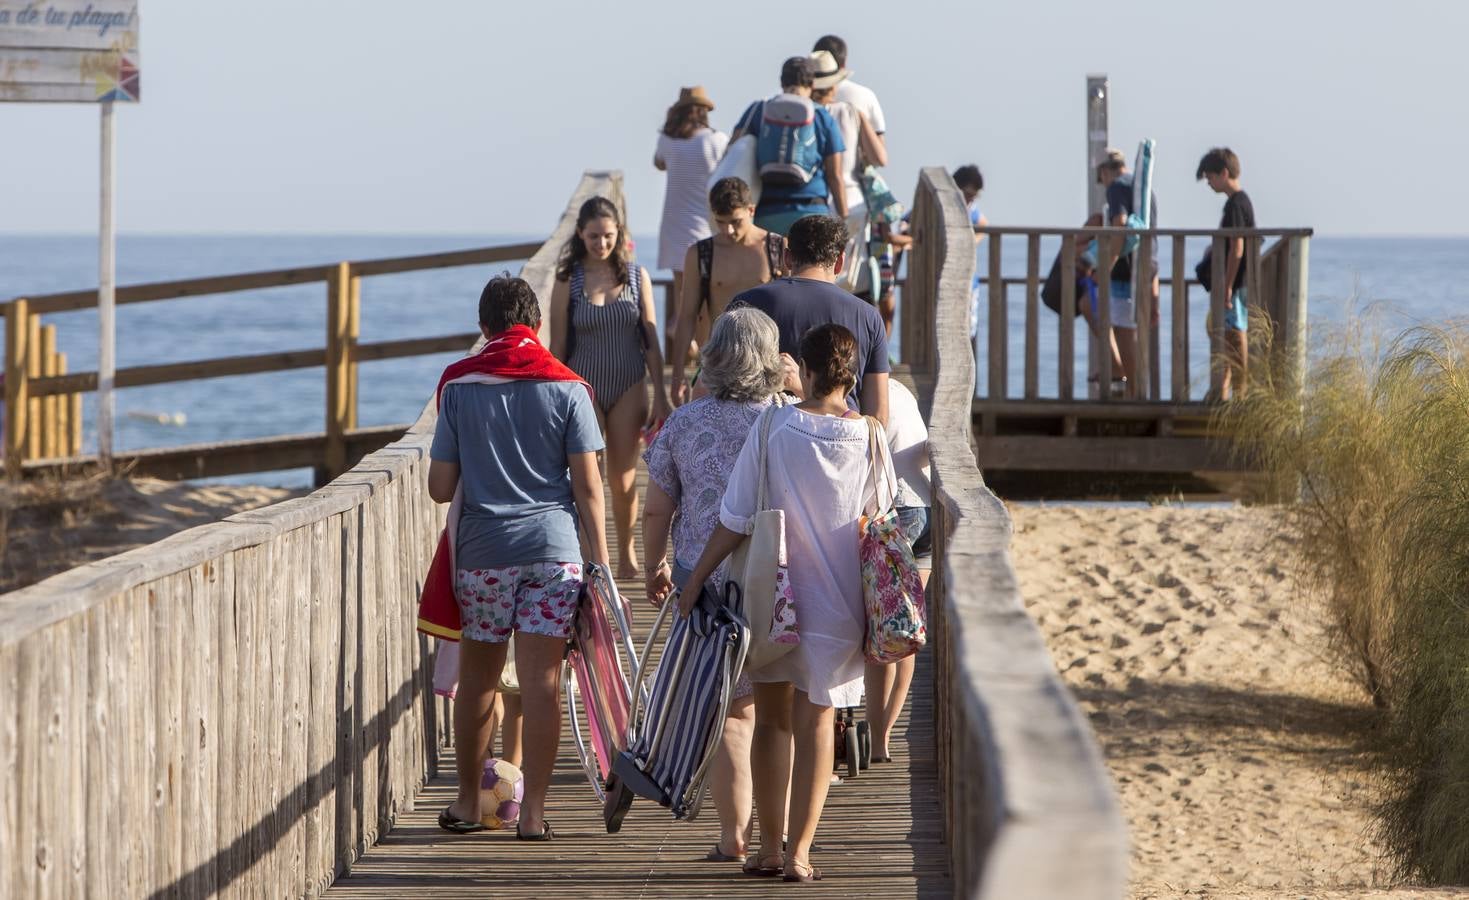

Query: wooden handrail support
[915,167,1128,898]
[0,172,622,898]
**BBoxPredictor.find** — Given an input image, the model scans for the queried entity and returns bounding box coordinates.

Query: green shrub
[1226,321,1469,883]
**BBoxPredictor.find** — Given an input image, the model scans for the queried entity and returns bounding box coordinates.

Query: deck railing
[909,167,1130,897]
[972,225,1311,403]
[0,171,618,899]
[3,239,547,480]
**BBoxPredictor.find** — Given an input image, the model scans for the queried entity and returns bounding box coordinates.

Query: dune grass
[1224,318,1469,883]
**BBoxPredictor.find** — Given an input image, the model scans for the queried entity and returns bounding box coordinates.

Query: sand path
[1010,503,1468,899]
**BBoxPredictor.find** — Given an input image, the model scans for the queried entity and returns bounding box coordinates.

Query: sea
[0,234,1465,487]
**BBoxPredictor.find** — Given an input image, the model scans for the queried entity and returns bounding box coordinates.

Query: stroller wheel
[857,721,871,770]
[845,728,860,780]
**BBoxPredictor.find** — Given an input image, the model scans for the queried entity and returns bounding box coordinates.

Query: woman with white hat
[655,86,728,354]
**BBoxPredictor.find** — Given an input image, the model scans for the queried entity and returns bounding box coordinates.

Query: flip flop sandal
[437,807,486,834]
[742,856,783,877]
[783,863,823,883]
[516,820,555,841]
[703,843,745,863]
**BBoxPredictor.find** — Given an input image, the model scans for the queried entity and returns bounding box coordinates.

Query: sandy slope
[1009,503,1468,899]
[0,476,297,593]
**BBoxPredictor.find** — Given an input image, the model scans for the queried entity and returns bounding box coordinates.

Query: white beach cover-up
[719,406,887,708]
[656,128,728,272]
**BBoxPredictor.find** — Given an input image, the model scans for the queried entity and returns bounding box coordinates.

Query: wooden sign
[0,1,139,103]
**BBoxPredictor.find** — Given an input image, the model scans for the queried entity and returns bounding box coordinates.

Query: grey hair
[700,306,785,402]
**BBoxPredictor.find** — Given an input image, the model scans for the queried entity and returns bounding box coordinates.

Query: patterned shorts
[454,562,583,643]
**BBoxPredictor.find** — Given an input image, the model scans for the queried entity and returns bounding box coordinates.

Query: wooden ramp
[328,472,950,897]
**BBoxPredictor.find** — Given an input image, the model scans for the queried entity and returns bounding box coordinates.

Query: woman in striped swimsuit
[550,196,671,579]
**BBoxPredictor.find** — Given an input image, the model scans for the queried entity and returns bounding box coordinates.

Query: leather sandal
[515,820,555,841]
[742,854,783,877]
[783,861,822,882]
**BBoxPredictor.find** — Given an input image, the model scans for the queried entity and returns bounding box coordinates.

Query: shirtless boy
[670,176,786,405]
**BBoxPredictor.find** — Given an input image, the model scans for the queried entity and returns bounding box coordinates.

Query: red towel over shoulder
[417,325,592,640]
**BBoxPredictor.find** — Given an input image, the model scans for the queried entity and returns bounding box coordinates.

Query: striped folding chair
[604,581,749,831]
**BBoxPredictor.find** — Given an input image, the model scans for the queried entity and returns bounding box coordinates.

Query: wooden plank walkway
[328,472,950,898]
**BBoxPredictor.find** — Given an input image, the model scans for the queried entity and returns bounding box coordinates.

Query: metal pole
[1085,75,1109,397]
[98,100,116,465]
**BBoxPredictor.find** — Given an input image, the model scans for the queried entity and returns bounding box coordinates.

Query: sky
[1,0,1465,237]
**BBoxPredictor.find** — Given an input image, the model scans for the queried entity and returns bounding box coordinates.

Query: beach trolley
[563,563,643,805]
[604,582,750,831]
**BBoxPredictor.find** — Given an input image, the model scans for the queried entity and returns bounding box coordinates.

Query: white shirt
[886,380,931,508]
[835,78,886,134]
[655,128,729,271]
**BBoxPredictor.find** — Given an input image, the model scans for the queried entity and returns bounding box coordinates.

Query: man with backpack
[730,56,848,237]
[669,177,787,405]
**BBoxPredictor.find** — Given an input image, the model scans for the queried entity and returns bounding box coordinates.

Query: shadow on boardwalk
[329,630,950,898]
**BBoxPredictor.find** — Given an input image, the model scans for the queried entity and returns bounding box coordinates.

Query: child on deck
[1197,147,1255,399]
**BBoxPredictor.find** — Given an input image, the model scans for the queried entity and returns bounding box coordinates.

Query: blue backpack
[755,94,821,187]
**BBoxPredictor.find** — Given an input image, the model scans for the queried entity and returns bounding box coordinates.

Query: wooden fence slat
[1133,235,1154,401]
[1059,236,1076,401]
[1024,233,1040,399]
[306,515,343,894]
[26,313,41,461]
[1172,235,1189,401]
[283,526,310,894]
[1210,236,1228,398]
[5,300,29,477]
[39,325,57,458]
[987,235,1005,400]
[82,605,115,896]
[1097,242,1114,399]
[1,645,20,899]
[14,631,42,897]
[337,505,364,873]
[152,578,185,894]
[325,263,352,479]
[123,586,154,894]
[63,614,87,896]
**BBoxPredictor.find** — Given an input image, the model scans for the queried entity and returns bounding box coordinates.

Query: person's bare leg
[448,638,508,822]
[1227,328,1248,398]
[709,695,755,858]
[878,287,896,337]
[785,691,835,878]
[487,692,504,758]
[665,271,683,359]
[750,682,794,870]
[513,631,567,836]
[863,662,895,757]
[605,380,648,579]
[501,693,524,768]
[1114,326,1138,395]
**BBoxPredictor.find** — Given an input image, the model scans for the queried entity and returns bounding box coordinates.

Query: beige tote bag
[726,404,798,672]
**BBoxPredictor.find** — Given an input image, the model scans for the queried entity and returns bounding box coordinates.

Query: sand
[0,475,297,594]
[1009,503,1469,899]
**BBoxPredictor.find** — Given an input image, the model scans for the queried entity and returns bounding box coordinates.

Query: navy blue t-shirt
[732,276,890,408]
[735,99,846,213]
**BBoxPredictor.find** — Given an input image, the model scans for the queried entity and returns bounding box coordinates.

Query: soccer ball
[479,757,524,830]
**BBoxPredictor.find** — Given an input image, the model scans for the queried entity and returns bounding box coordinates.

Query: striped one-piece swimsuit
[566,263,647,415]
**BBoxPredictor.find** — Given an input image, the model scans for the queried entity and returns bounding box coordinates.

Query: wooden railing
[974,226,1311,403]
[0,171,619,899]
[908,167,1129,897]
[3,241,544,480]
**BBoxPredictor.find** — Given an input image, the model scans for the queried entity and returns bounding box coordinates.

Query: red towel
[417,325,591,641]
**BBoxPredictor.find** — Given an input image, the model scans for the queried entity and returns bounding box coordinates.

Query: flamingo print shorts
[454,562,583,643]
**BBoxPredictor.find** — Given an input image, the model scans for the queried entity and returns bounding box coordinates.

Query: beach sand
[1010,503,1469,899]
[0,475,297,594]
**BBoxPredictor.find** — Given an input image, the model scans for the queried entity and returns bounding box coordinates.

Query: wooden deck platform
[327,473,950,897]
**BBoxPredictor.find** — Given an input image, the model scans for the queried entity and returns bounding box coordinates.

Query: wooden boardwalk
[328,474,950,897]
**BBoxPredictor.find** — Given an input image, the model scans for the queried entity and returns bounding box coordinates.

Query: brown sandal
[783,862,822,882]
[742,854,783,877]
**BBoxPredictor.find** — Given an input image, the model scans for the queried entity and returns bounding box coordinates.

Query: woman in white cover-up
[680,323,889,884]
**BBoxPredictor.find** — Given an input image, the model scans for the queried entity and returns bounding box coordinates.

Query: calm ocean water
[0,234,1464,487]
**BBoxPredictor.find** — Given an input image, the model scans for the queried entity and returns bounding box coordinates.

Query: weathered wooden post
[1024,233,1040,399]
[26,313,41,460]
[324,262,353,481]
[347,273,361,432]
[1059,234,1077,401]
[53,352,71,457]
[5,299,30,479]
[1209,236,1228,398]
[40,325,58,458]
[1132,234,1154,400]
[1171,235,1189,401]
[986,234,1005,400]
[1284,235,1311,401]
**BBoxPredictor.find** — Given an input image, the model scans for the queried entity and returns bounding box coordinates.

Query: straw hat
[809,50,850,90]
[673,86,715,111]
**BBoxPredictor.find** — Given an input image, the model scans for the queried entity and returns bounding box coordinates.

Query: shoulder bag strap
[863,415,895,514]
[755,405,778,512]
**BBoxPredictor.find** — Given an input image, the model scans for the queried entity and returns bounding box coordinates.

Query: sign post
[1,1,140,466]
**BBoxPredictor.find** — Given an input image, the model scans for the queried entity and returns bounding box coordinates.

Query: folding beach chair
[604,581,749,831]
[563,562,643,805]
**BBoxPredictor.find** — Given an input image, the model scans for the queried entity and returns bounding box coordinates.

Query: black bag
[1041,251,1089,317]
[1195,250,1213,292]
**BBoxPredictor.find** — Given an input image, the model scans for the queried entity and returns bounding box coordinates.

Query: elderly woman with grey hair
[642,305,787,865]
